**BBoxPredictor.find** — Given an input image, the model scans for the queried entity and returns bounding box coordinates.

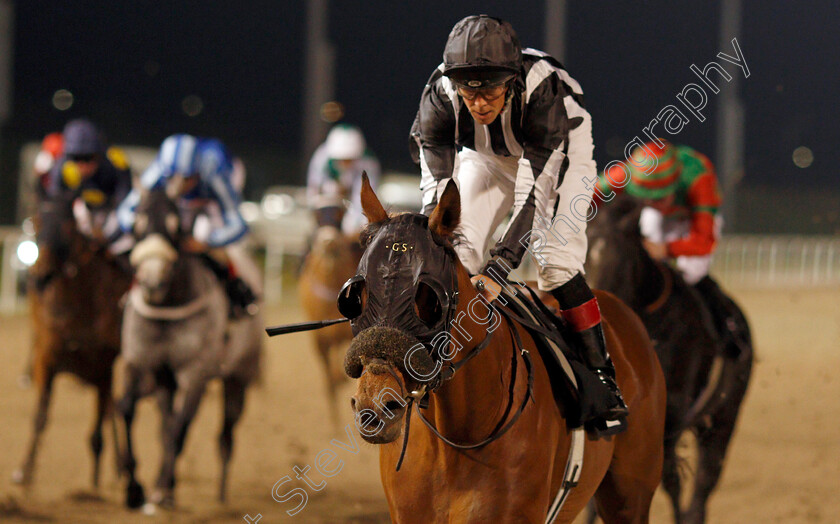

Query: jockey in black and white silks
[410,15,628,428]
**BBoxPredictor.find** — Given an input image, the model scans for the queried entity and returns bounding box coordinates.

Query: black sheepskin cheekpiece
[344,326,437,380]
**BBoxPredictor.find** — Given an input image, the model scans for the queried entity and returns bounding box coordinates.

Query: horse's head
[128,178,185,304]
[342,174,462,444]
[586,193,645,297]
[31,192,83,287]
[307,226,361,286]
[312,224,349,260]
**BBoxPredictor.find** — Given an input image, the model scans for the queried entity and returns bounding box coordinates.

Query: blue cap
[63,118,103,156]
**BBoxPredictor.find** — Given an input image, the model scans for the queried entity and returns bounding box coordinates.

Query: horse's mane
[359,212,464,260]
[608,192,643,219]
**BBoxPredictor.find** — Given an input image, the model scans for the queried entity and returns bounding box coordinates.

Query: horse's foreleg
[110,406,122,480]
[12,366,55,486]
[90,378,111,488]
[316,338,342,434]
[583,499,600,524]
[219,376,247,503]
[117,364,146,509]
[153,378,207,507]
[18,347,34,389]
[154,367,176,445]
[684,356,752,524]
[593,470,656,524]
[661,434,684,524]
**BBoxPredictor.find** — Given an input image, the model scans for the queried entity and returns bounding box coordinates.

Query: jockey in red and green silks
[597,140,722,285]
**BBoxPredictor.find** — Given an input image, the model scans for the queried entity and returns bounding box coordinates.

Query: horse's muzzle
[350,362,409,444]
[344,326,435,380]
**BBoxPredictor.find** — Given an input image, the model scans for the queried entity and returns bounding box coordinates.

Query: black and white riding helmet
[443,15,522,89]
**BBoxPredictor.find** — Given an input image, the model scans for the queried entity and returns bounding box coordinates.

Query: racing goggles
[456,83,509,101]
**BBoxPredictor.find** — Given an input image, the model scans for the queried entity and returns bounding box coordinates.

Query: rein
[394,303,534,470]
[128,286,214,321]
[645,261,673,314]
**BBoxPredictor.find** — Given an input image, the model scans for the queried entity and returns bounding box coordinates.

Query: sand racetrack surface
[0,285,838,523]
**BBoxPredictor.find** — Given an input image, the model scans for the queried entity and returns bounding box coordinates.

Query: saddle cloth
[496,283,625,434]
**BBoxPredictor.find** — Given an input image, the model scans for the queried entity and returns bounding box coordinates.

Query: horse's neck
[634,245,666,310]
[46,237,129,319]
[427,266,513,435]
[311,242,356,287]
[163,256,207,306]
[606,238,665,310]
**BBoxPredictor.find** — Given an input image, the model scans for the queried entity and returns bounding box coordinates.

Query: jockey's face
[175,175,200,196]
[644,193,676,212]
[461,85,508,125]
[69,154,99,179]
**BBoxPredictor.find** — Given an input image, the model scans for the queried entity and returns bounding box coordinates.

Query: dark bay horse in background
[586,194,753,524]
[14,192,132,487]
[343,177,666,523]
[298,220,360,431]
[118,182,262,509]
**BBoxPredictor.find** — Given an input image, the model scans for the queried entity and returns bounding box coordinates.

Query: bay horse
[585,193,753,524]
[118,181,262,509]
[342,176,667,523]
[298,222,360,431]
[14,192,132,487]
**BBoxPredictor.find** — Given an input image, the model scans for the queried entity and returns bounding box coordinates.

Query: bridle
[645,261,674,314]
[341,214,534,470]
[391,293,534,470]
[33,196,92,291]
[338,215,462,356]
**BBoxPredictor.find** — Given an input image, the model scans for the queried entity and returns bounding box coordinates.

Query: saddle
[494,283,621,432]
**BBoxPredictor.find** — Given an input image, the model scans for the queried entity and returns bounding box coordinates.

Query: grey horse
[118,180,262,509]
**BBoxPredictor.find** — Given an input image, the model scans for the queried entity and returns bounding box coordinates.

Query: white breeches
[639,207,723,285]
[452,148,591,291]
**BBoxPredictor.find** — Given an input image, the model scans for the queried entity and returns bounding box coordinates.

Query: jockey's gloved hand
[226,276,258,317]
[480,255,511,281]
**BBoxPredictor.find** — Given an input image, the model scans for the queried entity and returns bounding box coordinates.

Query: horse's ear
[429,180,460,238]
[360,171,388,223]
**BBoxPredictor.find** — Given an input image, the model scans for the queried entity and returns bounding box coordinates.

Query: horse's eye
[415,281,442,327]
[135,213,148,235]
[338,278,366,319]
[165,213,179,236]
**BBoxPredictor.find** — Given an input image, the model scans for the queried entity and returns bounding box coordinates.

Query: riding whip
[265,318,349,337]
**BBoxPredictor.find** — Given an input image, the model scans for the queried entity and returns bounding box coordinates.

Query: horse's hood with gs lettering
[338,213,458,344]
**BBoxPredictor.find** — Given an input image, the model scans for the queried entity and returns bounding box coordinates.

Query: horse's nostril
[350,397,358,411]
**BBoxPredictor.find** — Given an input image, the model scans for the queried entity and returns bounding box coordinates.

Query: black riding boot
[200,254,258,318]
[551,273,629,422]
[693,276,742,358]
[573,324,629,420]
[225,275,259,318]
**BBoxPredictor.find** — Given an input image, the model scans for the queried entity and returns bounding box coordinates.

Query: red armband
[561,298,602,332]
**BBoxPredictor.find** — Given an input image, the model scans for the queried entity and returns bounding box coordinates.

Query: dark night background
[4,1,839,231]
